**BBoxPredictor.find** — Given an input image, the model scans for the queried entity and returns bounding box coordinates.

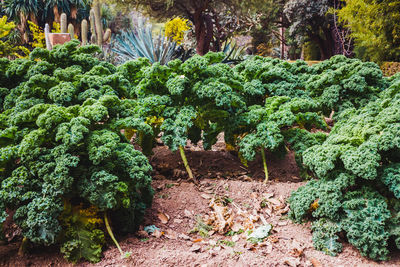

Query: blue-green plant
[111,17,178,65]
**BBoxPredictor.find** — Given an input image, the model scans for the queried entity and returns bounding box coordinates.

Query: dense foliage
[1,40,400,263]
[337,0,400,62]
[0,40,153,262]
[289,76,400,260]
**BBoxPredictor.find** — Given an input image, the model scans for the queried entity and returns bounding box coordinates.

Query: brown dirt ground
[1,136,400,267]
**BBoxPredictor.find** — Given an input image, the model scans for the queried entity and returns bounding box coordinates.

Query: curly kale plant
[234,56,311,101]
[0,41,154,263]
[237,96,327,182]
[306,55,386,118]
[289,79,400,260]
[126,53,320,182]
[127,53,261,181]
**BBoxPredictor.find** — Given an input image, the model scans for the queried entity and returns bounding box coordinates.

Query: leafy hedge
[1,41,398,262]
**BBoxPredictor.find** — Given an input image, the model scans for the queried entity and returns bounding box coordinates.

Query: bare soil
[1,137,400,267]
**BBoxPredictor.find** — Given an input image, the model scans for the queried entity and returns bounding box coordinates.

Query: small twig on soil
[104,212,124,257]
[260,214,268,225]
[239,165,247,171]
[231,202,244,215]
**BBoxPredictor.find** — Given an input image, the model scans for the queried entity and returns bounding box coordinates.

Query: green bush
[289,76,400,260]
[0,40,153,263]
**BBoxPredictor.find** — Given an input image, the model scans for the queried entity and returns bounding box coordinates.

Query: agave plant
[111,17,178,65]
[221,39,248,63]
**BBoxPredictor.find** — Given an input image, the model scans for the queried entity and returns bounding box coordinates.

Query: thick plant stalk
[18,237,28,256]
[260,147,269,183]
[104,212,124,256]
[179,145,195,182]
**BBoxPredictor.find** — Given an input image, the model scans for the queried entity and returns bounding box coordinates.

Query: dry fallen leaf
[254,200,262,212]
[152,230,164,238]
[184,209,192,217]
[158,212,170,224]
[268,235,279,243]
[136,230,148,238]
[309,257,322,267]
[263,193,274,199]
[165,229,178,240]
[290,240,304,258]
[231,222,242,232]
[249,214,260,223]
[192,238,203,243]
[267,198,282,206]
[265,243,273,254]
[278,221,288,226]
[207,198,234,234]
[259,214,268,225]
[250,192,258,199]
[259,241,273,255]
[213,246,221,251]
[208,240,217,246]
[277,205,290,215]
[201,193,212,199]
[190,244,202,252]
[265,207,273,217]
[179,233,191,240]
[284,257,301,267]
[173,218,183,224]
[232,235,240,242]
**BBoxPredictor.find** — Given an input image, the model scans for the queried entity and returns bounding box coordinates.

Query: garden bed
[2,142,400,267]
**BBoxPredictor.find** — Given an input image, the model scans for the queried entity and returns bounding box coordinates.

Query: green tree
[336,0,400,62]
[249,0,288,55]
[106,0,263,55]
[284,0,336,60]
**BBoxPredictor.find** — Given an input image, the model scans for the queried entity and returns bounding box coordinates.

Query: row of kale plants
[0,40,399,262]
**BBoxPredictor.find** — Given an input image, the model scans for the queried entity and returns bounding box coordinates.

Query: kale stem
[18,237,28,256]
[179,145,195,182]
[104,211,124,256]
[260,147,269,183]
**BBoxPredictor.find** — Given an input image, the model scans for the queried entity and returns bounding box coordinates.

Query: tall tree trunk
[280,16,286,59]
[53,5,60,23]
[312,33,334,60]
[194,11,213,55]
[18,13,29,43]
[322,27,335,59]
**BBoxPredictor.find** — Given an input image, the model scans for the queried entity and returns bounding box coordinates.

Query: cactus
[60,13,67,33]
[55,8,111,48]
[93,2,103,47]
[103,28,111,42]
[81,19,88,45]
[68,23,74,39]
[89,2,112,47]
[89,9,97,44]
